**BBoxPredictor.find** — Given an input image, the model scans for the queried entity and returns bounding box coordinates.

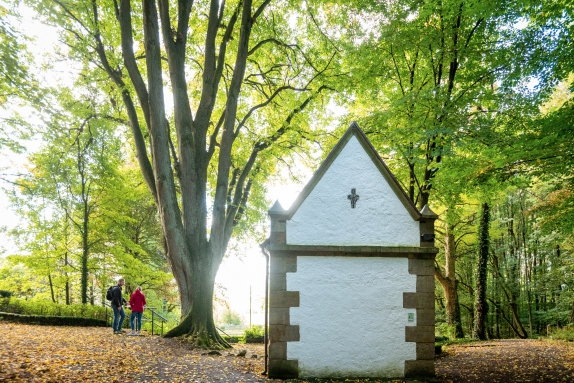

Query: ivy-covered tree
[473,202,490,339]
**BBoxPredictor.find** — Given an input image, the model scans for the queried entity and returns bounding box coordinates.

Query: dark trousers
[130,311,143,331]
[112,305,125,332]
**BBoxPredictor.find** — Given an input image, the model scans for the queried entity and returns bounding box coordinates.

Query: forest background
[0,0,573,343]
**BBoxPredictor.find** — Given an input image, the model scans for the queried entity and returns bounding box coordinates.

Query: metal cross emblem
[347,188,359,208]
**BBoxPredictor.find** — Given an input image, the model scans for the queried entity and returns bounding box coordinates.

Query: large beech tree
[30,0,335,346]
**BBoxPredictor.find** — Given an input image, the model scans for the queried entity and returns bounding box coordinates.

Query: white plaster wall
[286,135,419,246]
[287,256,417,378]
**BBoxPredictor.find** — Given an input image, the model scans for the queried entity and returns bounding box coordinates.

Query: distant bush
[0,312,106,327]
[547,325,574,342]
[244,325,264,338]
[435,322,458,341]
[222,335,240,344]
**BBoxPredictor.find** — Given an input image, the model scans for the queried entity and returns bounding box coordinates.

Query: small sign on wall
[408,313,415,322]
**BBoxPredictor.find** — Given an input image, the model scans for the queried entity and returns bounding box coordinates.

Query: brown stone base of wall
[405,359,435,378]
[268,359,298,379]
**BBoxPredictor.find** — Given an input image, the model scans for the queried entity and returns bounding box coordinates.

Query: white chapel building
[266,122,438,379]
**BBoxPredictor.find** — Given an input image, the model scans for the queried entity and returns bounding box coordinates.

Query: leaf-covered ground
[436,339,574,382]
[2,323,574,382]
[0,323,273,382]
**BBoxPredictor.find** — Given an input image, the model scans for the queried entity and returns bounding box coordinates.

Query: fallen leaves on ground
[0,323,275,382]
[436,339,574,382]
[3,323,574,382]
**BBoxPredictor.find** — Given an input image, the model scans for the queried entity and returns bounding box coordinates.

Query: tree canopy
[0,0,573,346]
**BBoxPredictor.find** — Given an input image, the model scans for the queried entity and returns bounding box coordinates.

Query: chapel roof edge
[281,121,422,221]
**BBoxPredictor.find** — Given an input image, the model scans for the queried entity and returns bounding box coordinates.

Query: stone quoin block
[404,360,435,377]
[269,255,297,273]
[284,255,297,272]
[269,273,286,292]
[405,325,435,343]
[416,308,435,326]
[269,307,290,325]
[269,341,287,359]
[416,275,435,293]
[403,292,434,309]
[270,231,286,244]
[408,258,435,276]
[269,324,300,342]
[269,291,299,308]
[416,342,435,360]
[268,359,299,379]
[270,219,286,233]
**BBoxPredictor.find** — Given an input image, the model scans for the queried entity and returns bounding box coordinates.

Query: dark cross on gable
[347,188,359,208]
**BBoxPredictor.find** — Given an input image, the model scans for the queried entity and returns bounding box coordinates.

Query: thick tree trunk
[164,255,229,348]
[473,202,489,340]
[435,231,464,338]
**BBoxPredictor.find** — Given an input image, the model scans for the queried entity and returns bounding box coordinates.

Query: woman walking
[128,286,146,336]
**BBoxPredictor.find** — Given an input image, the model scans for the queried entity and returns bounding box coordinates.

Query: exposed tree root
[164,313,230,349]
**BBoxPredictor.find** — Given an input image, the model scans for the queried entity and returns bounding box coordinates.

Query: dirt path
[436,339,574,383]
[2,323,574,382]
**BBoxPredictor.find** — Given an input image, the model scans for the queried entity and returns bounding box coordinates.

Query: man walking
[111,278,127,334]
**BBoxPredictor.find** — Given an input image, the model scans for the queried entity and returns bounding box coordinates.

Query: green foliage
[2,86,176,308]
[220,309,243,326]
[436,322,459,341]
[1,0,571,346]
[0,311,106,327]
[0,290,12,298]
[0,297,106,320]
[547,326,574,342]
[221,335,240,344]
[243,325,264,339]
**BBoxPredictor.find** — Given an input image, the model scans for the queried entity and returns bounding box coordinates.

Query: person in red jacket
[128,286,146,336]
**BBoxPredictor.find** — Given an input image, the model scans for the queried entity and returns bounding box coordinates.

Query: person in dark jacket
[111,278,127,334]
[128,286,146,336]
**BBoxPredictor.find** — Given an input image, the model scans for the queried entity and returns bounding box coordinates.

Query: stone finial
[268,200,286,215]
[268,200,287,245]
[420,204,438,219]
[419,204,437,246]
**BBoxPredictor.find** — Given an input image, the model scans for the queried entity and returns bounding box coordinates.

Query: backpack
[105,286,115,301]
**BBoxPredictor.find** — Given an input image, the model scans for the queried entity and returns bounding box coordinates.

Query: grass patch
[546,326,574,342]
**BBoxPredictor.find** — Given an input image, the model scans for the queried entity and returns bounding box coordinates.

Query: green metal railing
[143,306,170,335]
[105,303,173,335]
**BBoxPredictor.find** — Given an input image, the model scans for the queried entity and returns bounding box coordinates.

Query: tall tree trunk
[48,273,56,303]
[78,134,90,304]
[81,213,89,304]
[64,251,70,305]
[506,206,529,338]
[435,230,464,338]
[473,203,489,340]
[491,244,528,338]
